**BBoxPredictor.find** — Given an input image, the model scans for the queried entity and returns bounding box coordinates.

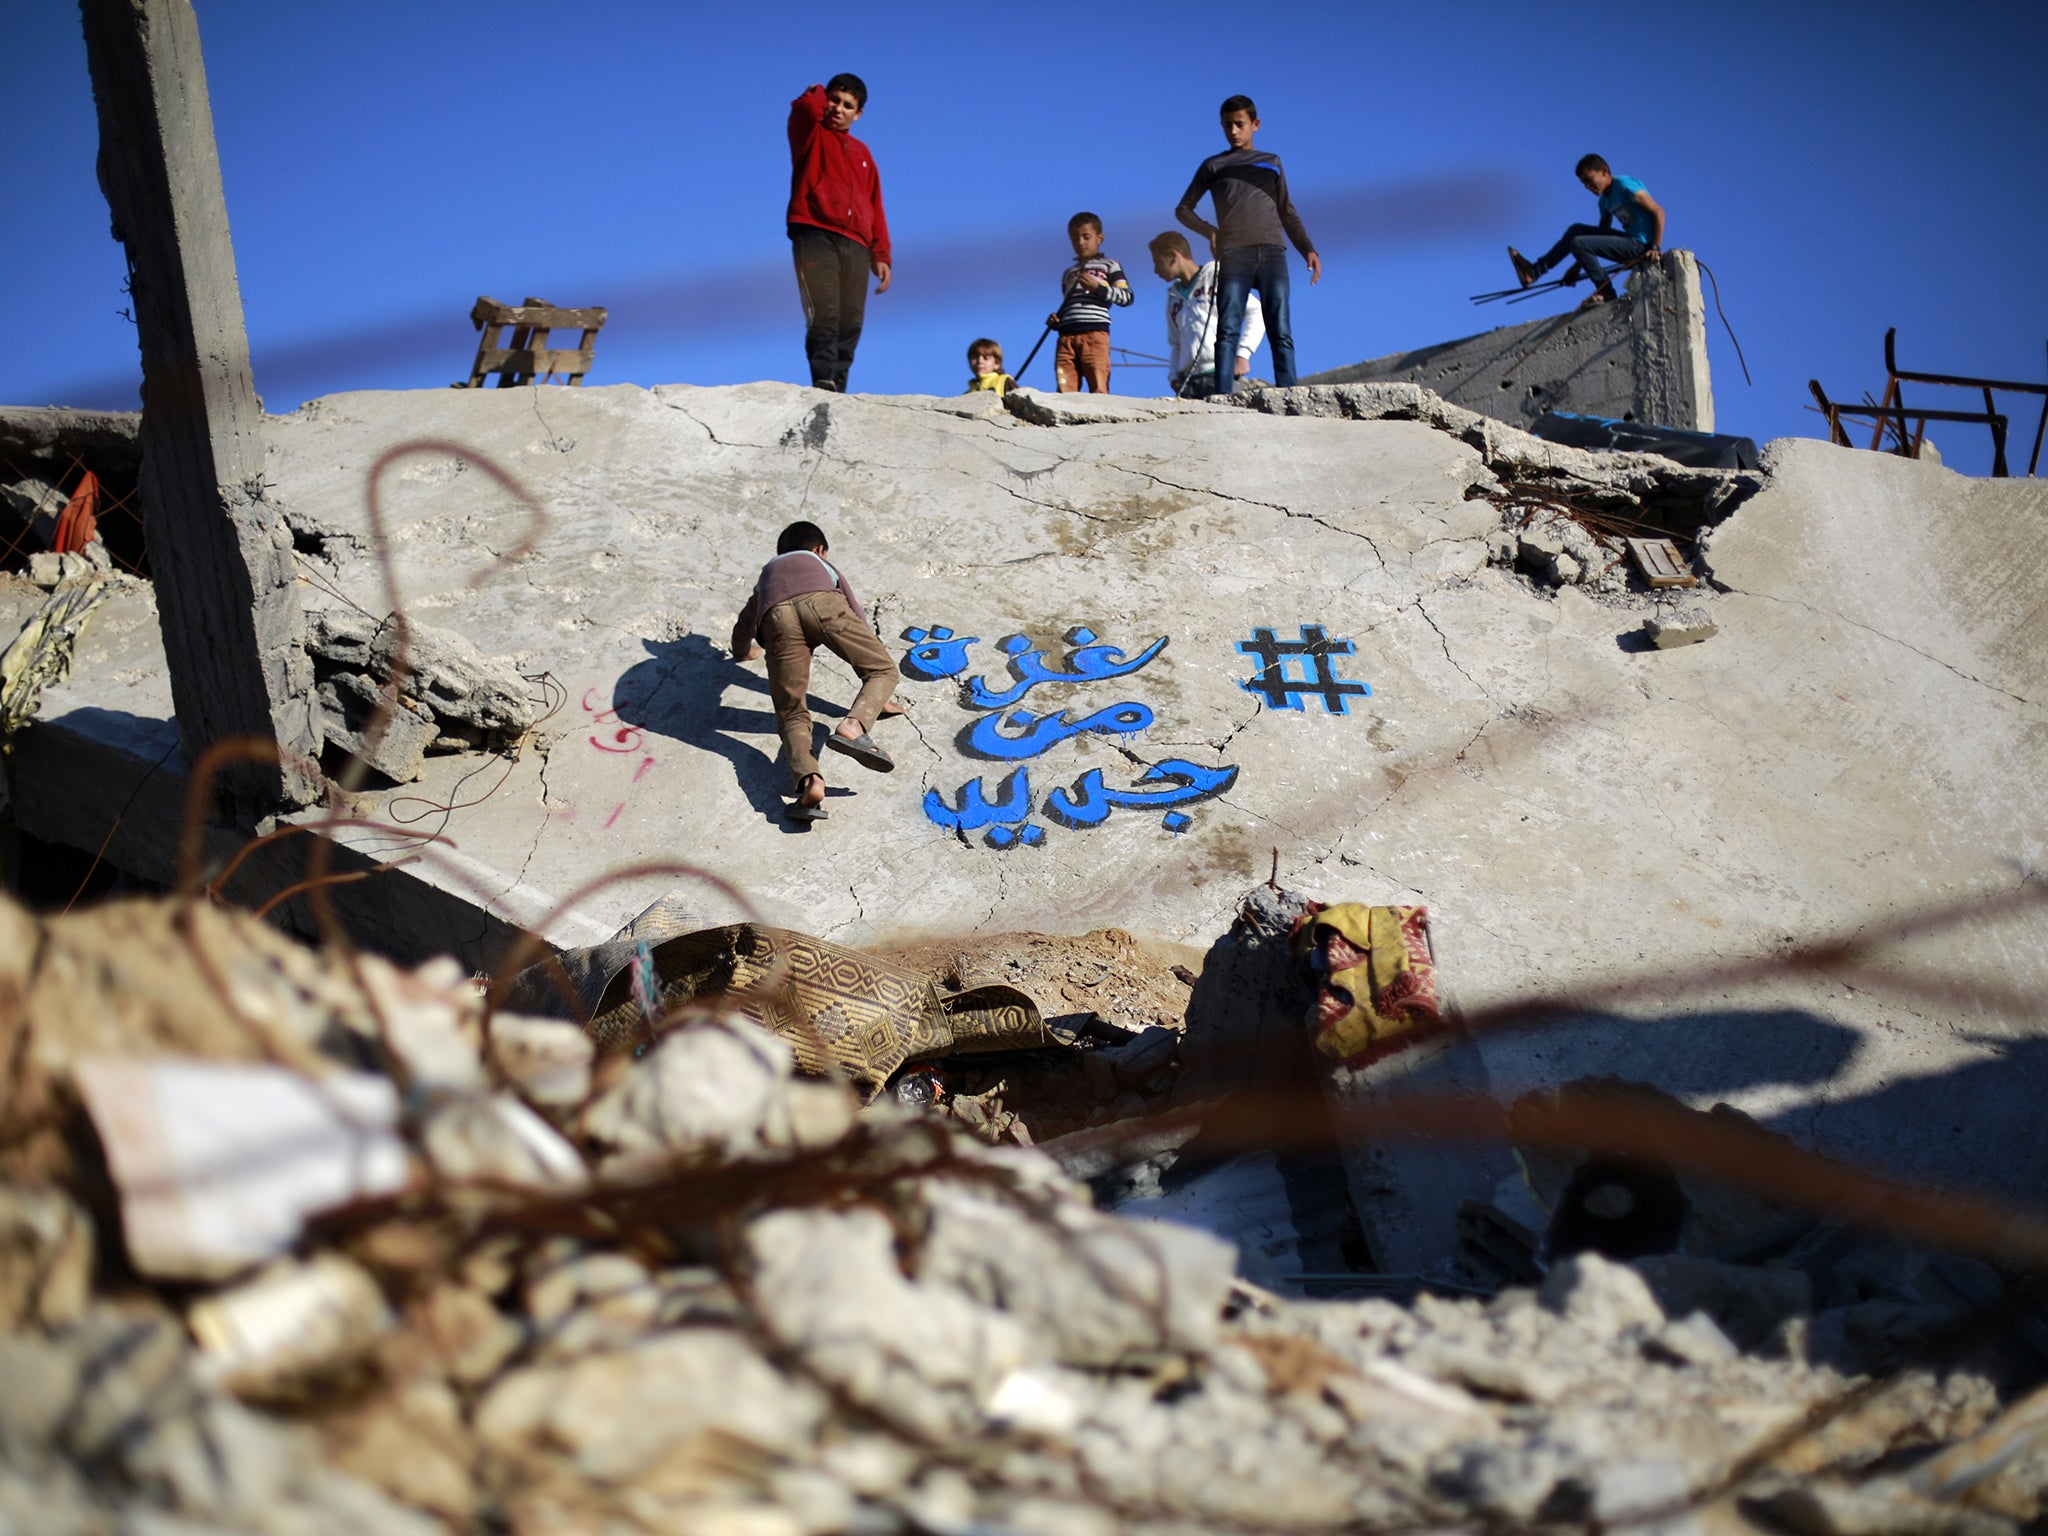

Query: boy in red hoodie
[787,73,892,393]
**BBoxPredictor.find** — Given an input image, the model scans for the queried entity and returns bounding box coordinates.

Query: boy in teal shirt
[1509,154,1665,309]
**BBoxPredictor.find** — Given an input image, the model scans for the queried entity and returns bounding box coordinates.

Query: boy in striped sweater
[1045,212,1134,393]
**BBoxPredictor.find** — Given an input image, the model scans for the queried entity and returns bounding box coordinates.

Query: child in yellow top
[963,337,1018,396]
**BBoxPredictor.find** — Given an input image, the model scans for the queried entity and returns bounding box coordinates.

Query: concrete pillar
[79,0,321,810]
[1630,251,1714,433]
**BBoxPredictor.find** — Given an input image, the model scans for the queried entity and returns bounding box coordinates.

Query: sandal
[826,729,895,773]
[1508,246,1539,289]
[786,773,829,822]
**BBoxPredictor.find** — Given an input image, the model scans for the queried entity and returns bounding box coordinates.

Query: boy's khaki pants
[759,590,897,787]
[1055,331,1110,393]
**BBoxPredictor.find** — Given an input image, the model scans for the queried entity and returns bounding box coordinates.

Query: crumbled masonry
[305,609,540,781]
[5,887,2048,1534]
[2,374,2044,1531]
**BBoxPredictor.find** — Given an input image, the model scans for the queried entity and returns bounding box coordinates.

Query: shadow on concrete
[1485,1000,2047,1208]
[1483,1005,1861,1108]
[610,634,857,833]
[1174,887,2048,1287]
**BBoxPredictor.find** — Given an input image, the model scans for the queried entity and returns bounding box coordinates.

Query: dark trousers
[789,224,870,391]
[1536,224,1646,297]
[1216,244,1294,392]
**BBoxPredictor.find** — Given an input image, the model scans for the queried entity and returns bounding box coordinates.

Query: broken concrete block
[1538,1251,1667,1338]
[187,1253,395,1393]
[1302,253,1714,435]
[485,1013,594,1108]
[745,1205,1030,1440]
[317,671,437,782]
[1484,529,1518,566]
[1646,1310,1739,1368]
[72,1058,409,1281]
[1552,553,1584,584]
[918,1178,1235,1367]
[582,1016,797,1167]
[0,1183,93,1330]
[1104,1023,1178,1091]
[1633,1253,1812,1351]
[305,608,538,748]
[0,476,63,549]
[1002,389,1205,428]
[1643,606,1718,649]
[419,1094,587,1194]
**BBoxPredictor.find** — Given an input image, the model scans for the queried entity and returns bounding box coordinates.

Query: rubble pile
[1483,496,1630,593]
[1222,380,1764,522]
[303,609,542,783]
[4,889,2048,1535]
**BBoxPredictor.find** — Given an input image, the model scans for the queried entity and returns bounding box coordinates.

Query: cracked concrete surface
[5,378,2045,1203]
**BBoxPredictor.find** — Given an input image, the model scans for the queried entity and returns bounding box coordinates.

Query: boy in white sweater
[1147,231,1264,399]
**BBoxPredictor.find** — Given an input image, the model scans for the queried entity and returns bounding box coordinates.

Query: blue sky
[5,1,2045,476]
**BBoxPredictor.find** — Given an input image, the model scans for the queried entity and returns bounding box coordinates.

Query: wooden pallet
[1625,537,1698,588]
[459,294,607,388]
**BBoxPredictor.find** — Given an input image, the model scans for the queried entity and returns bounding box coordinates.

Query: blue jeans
[1536,224,1645,297]
[1216,244,1294,392]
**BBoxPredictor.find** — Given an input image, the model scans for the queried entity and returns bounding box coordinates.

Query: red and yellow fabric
[1289,903,1442,1067]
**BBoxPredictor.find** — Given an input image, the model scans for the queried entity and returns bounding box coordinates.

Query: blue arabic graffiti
[922,767,1033,832]
[906,620,1231,847]
[923,762,1237,847]
[1042,760,1240,829]
[960,701,1154,761]
[966,626,1169,708]
[900,625,981,682]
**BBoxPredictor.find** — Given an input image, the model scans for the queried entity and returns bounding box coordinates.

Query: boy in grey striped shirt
[1045,211,1134,393]
[1175,95,1322,393]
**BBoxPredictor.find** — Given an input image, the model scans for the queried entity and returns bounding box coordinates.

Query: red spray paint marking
[581,687,658,828]
[604,757,657,829]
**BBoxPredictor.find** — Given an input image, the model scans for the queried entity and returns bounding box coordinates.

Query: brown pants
[759,590,897,787]
[1055,331,1110,393]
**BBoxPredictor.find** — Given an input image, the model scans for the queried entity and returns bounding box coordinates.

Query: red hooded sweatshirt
[786,86,892,265]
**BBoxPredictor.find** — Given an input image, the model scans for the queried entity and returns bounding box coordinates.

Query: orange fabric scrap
[52,471,100,555]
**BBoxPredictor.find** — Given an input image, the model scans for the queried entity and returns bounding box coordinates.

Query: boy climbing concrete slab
[1174,95,1321,393]
[730,520,898,821]
[1508,153,1666,309]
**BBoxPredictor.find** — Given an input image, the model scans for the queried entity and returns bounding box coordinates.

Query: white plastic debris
[74,1057,410,1281]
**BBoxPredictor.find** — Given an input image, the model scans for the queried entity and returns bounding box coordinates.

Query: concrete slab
[9,381,2045,1208]
[1305,251,1716,432]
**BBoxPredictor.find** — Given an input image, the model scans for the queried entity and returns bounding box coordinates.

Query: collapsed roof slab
[1304,251,1716,432]
[7,379,2045,1210]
